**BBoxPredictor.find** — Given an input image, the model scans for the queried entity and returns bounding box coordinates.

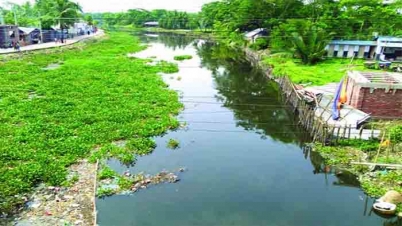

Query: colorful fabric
[332,77,348,120]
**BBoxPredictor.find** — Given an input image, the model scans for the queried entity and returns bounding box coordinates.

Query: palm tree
[36,0,81,42]
[290,25,333,65]
[53,0,82,42]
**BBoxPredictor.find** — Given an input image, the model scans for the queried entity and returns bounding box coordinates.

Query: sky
[4,0,216,12]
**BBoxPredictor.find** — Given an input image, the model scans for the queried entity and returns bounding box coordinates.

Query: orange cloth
[380,139,390,147]
[339,78,348,104]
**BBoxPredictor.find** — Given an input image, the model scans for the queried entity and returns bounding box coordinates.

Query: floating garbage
[373,201,396,215]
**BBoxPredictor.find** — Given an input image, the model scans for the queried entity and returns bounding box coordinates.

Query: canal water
[96,33,399,226]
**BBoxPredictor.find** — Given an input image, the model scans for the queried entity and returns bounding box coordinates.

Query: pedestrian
[87,30,90,36]
[15,41,21,52]
[54,37,58,44]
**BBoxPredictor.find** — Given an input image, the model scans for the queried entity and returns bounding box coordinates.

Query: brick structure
[346,71,402,119]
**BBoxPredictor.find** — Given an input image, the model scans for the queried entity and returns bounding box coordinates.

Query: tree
[85,14,93,26]
[36,0,82,39]
[289,23,333,64]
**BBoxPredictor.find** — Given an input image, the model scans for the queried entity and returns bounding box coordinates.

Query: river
[96,32,399,226]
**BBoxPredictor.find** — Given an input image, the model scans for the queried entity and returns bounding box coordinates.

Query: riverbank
[244,46,402,217]
[0,31,182,223]
[0,31,104,55]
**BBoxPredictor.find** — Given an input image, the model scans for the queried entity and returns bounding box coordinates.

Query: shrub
[249,38,269,51]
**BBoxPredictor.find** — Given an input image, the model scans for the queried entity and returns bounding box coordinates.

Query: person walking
[15,41,21,52]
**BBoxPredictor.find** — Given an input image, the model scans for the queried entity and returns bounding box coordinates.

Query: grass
[0,32,183,214]
[174,55,193,61]
[263,57,373,86]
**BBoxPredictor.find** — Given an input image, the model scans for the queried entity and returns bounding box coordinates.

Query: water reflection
[137,32,194,50]
[195,42,304,143]
[97,32,398,226]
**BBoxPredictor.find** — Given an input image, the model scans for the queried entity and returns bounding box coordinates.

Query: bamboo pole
[335,127,341,144]
[351,162,402,169]
[374,131,386,163]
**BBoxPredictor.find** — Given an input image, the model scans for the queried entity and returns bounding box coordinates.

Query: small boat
[373,202,397,215]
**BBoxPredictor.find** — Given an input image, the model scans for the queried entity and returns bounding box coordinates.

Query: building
[326,36,402,61]
[41,28,57,43]
[346,71,402,118]
[73,22,92,35]
[326,40,377,59]
[0,25,19,48]
[375,36,402,61]
[244,28,268,43]
[143,21,159,27]
[18,27,41,45]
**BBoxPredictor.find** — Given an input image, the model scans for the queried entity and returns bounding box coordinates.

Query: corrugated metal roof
[19,27,39,34]
[330,40,377,46]
[144,22,159,26]
[377,36,402,42]
[245,28,266,38]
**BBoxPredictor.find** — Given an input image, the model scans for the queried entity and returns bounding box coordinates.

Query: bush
[249,38,269,51]
[390,125,402,143]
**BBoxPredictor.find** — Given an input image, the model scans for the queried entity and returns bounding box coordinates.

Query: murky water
[96,33,400,226]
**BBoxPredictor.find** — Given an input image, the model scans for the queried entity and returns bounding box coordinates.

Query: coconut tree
[53,0,82,42]
[290,24,333,65]
[36,0,82,42]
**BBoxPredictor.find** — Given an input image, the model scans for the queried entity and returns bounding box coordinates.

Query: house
[18,27,41,45]
[73,22,92,35]
[326,40,377,59]
[41,28,57,43]
[345,71,402,118]
[143,21,159,27]
[244,28,268,43]
[326,36,402,61]
[375,36,402,61]
[0,25,19,48]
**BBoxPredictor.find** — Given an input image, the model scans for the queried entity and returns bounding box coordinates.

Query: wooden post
[342,125,347,139]
[329,126,335,145]
[335,127,341,144]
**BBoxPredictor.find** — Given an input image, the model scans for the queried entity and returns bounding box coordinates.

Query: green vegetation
[98,9,199,30]
[314,144,365,166]
[249,38,269,51]
[0,32,182,214]
[98,166,117,180]
[156,60,180,74]
[61,173,79,187]
[117,176,134,191]
[126,138,156,156]
[361,170,402,197]
[167,139,180,149]
[96,187,116,198]
[174,55,193,61]
[2,0,82,30]
[314,122,402,200]
[263,58,369,85]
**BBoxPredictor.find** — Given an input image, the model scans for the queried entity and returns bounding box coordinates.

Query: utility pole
[12,6,17,25]
[0,9,4,25]
[38,11,43,43]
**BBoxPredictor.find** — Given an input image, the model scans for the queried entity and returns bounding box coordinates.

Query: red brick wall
[359,88,402,118]
[345,77,402,118]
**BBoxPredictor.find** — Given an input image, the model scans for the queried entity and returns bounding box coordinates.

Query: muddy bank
[4,160,97,226]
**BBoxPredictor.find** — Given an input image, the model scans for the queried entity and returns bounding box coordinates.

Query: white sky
[3,0,216,12]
